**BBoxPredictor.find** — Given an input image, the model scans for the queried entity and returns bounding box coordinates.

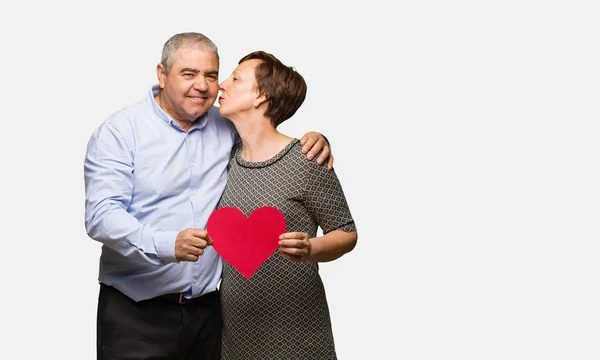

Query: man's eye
[232,77,238,81]
[183,73,193,78]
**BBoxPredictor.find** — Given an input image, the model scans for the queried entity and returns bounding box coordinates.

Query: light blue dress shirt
[84,85,238,302]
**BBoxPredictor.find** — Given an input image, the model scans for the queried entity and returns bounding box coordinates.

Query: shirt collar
[147,84,209,132]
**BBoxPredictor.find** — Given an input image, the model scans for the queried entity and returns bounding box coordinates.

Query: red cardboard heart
[207,206,286,280]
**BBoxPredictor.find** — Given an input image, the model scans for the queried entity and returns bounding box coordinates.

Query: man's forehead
[172,48,219,69]
[175,46,218,57]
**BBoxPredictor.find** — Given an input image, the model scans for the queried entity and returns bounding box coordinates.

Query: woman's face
[218,59,262,119]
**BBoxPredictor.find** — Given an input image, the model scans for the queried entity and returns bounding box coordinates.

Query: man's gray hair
[161,32,219,75]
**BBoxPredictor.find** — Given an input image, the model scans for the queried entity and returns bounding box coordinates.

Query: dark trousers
[97,283,222,360]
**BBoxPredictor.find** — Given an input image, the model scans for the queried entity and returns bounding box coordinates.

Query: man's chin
[188,108,211,120]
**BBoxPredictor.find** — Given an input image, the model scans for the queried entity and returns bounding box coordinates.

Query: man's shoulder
[97,97,151,131]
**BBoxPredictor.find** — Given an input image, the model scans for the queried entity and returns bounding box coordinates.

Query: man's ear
[156,63,167,88]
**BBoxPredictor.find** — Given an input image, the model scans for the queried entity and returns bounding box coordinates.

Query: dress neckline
[235,138,300,169]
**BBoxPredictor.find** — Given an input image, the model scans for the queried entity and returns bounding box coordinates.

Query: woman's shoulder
[283,139,334,180]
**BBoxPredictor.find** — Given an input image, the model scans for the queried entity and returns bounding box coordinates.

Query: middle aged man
[84,32,333,360]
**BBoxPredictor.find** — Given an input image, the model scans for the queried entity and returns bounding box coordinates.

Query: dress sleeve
[302,161,357,234]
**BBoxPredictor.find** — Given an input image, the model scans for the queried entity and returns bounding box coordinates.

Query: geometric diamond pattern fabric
[217,139,356,360]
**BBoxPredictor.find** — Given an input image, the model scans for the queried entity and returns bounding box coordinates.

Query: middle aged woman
[215,50,358,360]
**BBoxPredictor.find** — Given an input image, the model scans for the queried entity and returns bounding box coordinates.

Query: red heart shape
[207,206,286,280]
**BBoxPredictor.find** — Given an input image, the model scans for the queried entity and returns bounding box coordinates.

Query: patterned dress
[217,139,356,360]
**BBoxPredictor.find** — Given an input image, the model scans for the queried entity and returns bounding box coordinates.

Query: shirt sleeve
[84,121,177,264]
[302,162,357,234]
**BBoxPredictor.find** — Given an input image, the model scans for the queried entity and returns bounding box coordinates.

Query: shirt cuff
[154,231,178,263]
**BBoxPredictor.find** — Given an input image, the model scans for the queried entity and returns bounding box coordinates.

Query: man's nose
[194,77,209,91]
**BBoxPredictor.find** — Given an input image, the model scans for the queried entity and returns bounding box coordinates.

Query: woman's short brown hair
[239,51,307,127]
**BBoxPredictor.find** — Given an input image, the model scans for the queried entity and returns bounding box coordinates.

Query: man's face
[157,47,219,126]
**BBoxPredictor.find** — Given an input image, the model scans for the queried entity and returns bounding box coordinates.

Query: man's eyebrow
[179,68,218,76]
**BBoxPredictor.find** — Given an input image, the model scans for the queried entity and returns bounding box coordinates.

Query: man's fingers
[185,245,204,256]
[315,144,331,165]
[326,154,334,170]
[300,134,308,146]
[188,246,205,261]
[179,229,211,248]
[301,134,318,154]
[175,229,212,262]
[308,138,326,160]
[176,250,202,262]
[187,228,209,239]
